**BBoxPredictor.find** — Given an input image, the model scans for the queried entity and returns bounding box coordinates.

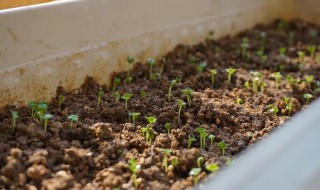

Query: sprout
[206,163,219,173]
[58,95,64,111]
[127,56,135,76]
[241,37,250,59]
[124,77,133,85]
[28,101,38,118]
[129,112,140,126]
[304,93,313,104]
[161,149,172,173]
[37,102,49,123]
[160,57,166,75]
[236,98,243,105]
[218,142,226,156]
[226,68,236,83]
[97,89,104,107]
[272,72,282,90]
[189,168,202,185]
[182,88,193,107]
[143,116,157,146]
[112,77,121,93]
[297,51,305,63]
[304,75,314,88]
[286,75,296,87]
[251,71,262,93]
[256,49,266,62]
[277,20,287,31]
[260,82,267,93]
[11,111,19,134]
[42,114,53,132]
[284,97,293,116]
[67,114,78,127]
[171,157,179,171]
[278,47,287,59]
[197,62,207,75]
[197,156,205,168]
[140,91,147,97]
[267,104,279,115]
[177,99,186,121]
[196,127,208,149]
[215,47,221,57]
[164,123,171,134]
[188,134,197,149]
[114,91,121,103]
[209,69,217,88]
[309,29,318,43]
[121,93,133,110]
[208,134,215,146]
[128,158,141,188]
[244,81,250,89]
[307,45,317,59]
[168,79,177,102]
[147,58,156,80]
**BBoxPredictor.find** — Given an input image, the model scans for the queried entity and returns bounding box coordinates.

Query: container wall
[0,0,274,109]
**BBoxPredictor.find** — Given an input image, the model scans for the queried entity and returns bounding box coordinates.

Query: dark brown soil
[1,19,320,190]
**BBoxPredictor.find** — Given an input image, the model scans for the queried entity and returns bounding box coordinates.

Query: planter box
[1,0,319,189]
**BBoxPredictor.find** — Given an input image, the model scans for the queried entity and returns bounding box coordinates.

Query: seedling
[37,102,48,123]
[197,156,205,168]
[177,99,186,121]
[259,31,267,46]
[288,31,295,45]
[267,104,279,115]
[197,62,207,75]
[284,97,293,116]
[114,91,121,103]
[140,91,147,97]
[218,142,226,156]
[304,75,314,88]
[112,77,121,93]
[304,93,313,104]
[28,101,38,118]
[127,56,135,76]
[168,79,177,102]
[196,127,208,149]
[278,47,287,59]
[67,114,78,127]
[129,112,140,126]
[307,45,317,59]
[121,93,133,110]
[251,71,262,93]
[208,134,215,146]
[164,123,171,134]
[188,134,197,149]
[226,68,236,83]
[58,95,64,111]
[42,114,53,132]
[189,167,202,185]
[260,82,267,93]
[128,158,141,188]
[160,57,166,75]
[277,20,288,31]
[147,58,156,80]
[124,77,132,85]
[309,29,318,44]
[11,111,19,134]
[241,37,250,59]
[286,75,296,87]
[209,69,217,87]
[143,116,157,145]
[171,157,179,171]
[206,163,219,173]
[97,89,104,107]
[182,88,193,107]
[161,149,172,173]
[215,47,221,57]
[297,51,305,63]
[244,81,250,89]
[272,72,282,90]
[256,49,266,62]
[236,98,243,105]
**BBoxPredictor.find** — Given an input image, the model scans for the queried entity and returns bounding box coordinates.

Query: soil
[1,19,320,190]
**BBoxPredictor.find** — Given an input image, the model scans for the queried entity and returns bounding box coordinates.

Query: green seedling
[171,157,179,171]
[143,116,157,145]
[251,71,262,93]
[286,75,296,87]
[58,95,64,111]
[37,102,49,123]
[304,75,314,88]
[259,31,267,45]
[297,51,305,63]
[140,91,147,97]
[206,163,219,173]
[277,20,288,31]
[164,123,171,134]
[226,68,236,83]
[177,99,186,121]
[121,93,133,110]
[112,77,121,93]
[189,168,202,185]
[304,93,313,104]
[182,88,193,107]
[241,37,250,59]
[67,114,78,127]
[279,47,287,59]
[188,134,197,149]
[208,134,215,146]
[124,77,133,85]
[97,89,104,107]
[197,61,207,75]
[176,76,182,83]
[168,79,177,102]
[129,112,140,126]
[272,72,282,90]
[127,56,135,76]
[196,127,208,149]
[307,45,317,59]
[147,58,156,80]
[161,149,172,173]
[284,97,293,116]
[288,31,295,45]
[267,104,279,115]
[260,82,267,93]
[244,81,250,89]
[28,101,38,118]
[236,98,243,105]
[309,29,318,44]
[128,158,141,189]
[218,142,226,156]
[11,111,19,134]
[279,64,285,72]
[42,114,53,132]
[215,47,221,57]
[256,48,265,62]
[114,91,121,103]
[209,69,217,87]
[197,156,205,168]
[160,57,166,75]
